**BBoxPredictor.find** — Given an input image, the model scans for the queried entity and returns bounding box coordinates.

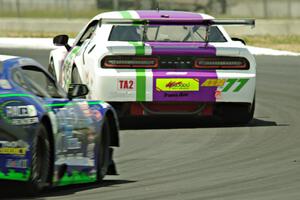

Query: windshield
[109,25,226,42]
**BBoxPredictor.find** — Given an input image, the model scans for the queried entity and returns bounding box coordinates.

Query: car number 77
[222,78,249,92]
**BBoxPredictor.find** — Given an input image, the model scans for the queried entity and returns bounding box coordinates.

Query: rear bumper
[91,69,256,104]
[110,101,252,118]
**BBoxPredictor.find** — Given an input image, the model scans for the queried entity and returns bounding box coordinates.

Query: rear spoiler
[101,18,255,27]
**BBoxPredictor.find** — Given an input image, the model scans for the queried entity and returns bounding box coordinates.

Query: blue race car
[0,55,119,192]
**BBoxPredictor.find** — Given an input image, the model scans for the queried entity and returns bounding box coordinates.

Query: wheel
[96,118,110,182]
[217,99,255,125]
[71,67,82,84]
[48,59,57,81]
[28,124,51,193]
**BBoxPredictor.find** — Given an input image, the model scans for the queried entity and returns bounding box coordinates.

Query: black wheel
[48,59,57,81]
[96,118,110,182]
[217,99,255,125]
[28,124,51,193]
[71,67,82,84]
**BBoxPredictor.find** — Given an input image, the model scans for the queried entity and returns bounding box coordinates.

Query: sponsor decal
[0,140,29,148]
[0,148,27,155]
[10,117,39,125]
[6,105,37,117]
[0,101,39,125]
[164,92,189,98]
[62,46,81,90]
[202,78,249,92]
[156,78,199,92]
[0,140,29,156]
[118,80,135,90]
[201,79,226,87]
[0,79,12,89]
[6,159,28,169]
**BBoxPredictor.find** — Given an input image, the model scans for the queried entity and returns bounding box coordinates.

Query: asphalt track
[1,48,300,200]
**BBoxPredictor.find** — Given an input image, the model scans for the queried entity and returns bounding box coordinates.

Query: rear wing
[101,18,255,27]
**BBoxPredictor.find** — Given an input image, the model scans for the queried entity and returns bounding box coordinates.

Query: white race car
[49,10,256,124]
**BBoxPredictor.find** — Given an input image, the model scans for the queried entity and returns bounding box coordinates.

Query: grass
[0,31,77,38]
[242,35,300,53]
[0,9,110,19]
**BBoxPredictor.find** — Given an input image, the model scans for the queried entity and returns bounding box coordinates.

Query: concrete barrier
[1,18,299,36]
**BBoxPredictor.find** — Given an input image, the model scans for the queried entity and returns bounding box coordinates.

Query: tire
[28,124,51,194]
[48,59,57,81]
[96,118,110,182]
[217,99,255,125]
[71,67,82,84]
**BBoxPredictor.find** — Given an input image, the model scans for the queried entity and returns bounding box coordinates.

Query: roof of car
[0,55,44,73]
[93,10,214,20]
[0,55,17,62]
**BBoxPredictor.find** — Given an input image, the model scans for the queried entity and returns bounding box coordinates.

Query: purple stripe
[136,11,218,102]
[146,42,216,56]
[152,69,219,102]
[137,10,203,19]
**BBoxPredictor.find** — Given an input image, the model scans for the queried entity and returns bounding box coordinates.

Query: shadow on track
[120,116,288,130]
[0,179,136,199]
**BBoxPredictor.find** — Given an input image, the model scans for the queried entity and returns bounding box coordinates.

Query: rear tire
[96,118,110,182]
[217,99,255,125]
[27,124,51,194]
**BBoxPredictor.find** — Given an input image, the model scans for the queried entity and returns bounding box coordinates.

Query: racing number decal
[201,78,249,92]
[222,78,249,92]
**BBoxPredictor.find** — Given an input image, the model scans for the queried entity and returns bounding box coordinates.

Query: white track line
[247,45,300,56]
[0,37,299,56]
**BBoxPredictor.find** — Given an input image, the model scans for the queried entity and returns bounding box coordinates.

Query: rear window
[109,25,226,42]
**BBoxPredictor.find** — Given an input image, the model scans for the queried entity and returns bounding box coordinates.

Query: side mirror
[53,35,71,51]
[67,84,89,100]
[231,37,246,45]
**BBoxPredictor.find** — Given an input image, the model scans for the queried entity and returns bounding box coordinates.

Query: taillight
[194,57,249,70]
[102,56,158,68]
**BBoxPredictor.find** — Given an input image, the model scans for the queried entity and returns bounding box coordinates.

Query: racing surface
[1,48,300,200]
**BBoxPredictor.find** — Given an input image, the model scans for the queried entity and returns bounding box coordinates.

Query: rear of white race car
[89,39,255,124]
[54,12,257,124]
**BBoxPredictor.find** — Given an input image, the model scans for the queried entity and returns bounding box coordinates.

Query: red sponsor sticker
[118,80,135,90]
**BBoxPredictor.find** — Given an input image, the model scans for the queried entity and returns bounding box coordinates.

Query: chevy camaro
[0,55,119,193]
[49,10,256,124]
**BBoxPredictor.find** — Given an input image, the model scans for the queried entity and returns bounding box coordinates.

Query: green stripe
[120,11,133,19]
[0,93,34,98]
[136,69,146,101]
[129,42,145,55]
[120,11,146,101]
[129,42,147,101]
[0,170,30,181]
